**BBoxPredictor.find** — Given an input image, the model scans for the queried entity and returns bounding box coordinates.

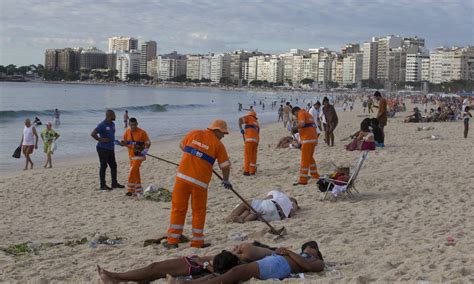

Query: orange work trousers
[298,142,319,184]
[167,178,208,248]
[243,142,258,174]
[128,159,143,194]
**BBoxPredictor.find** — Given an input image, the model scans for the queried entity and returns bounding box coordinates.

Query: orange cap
[207,119,229,134]
[247,110,257,118]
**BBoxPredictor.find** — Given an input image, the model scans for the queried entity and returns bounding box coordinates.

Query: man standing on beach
[373,91,387,147]
[20,118,38,170]
[322,97,338,146]
[90,110,124,191]
[166,120,232,249]
[121,117,150,196]
[291,107,319,186]
[309,101,322,133]
[282,102,291,128]
[239,110,259,176]
[54,109,60,126]
[123,110,129,128]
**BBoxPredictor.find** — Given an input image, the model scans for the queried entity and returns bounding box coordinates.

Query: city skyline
[1,0,473,66]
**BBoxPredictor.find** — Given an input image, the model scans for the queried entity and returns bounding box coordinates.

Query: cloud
[0,0,472,65]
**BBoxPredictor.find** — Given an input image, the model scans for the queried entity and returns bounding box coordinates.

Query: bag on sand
[12,146,21,159]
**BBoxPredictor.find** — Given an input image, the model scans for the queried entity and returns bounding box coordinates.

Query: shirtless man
[282,102,291,128]
[322,97,338,146]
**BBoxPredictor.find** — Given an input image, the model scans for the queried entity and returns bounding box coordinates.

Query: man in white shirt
[309,101,322,134]
[226,189,299,223]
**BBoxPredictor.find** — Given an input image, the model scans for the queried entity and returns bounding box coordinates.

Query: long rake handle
[146,153,283,235]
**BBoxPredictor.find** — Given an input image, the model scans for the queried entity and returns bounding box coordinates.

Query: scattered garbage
[446,235,456,246]
[143,185,172,202]
[228,231,248,241]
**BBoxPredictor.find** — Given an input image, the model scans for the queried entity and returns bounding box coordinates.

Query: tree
[126,73,141,82]
[300,78,314,85]
[326,81,339,89]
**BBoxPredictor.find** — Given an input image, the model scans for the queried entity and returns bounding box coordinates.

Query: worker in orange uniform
[238,110,259,176]
[291,107,319,186]
[166,120,232,249]
[120,117,151,197]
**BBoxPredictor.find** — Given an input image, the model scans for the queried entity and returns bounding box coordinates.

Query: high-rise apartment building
[186,55,201,80]
[199,56,212,80]
[342,52,363,86]
[387,47,407,83]
[116,50,140,81]
[341,43,360,55]
[147,57,160,79]
[45,49,60,71]
[108,36,138,53]
[229,50,252,83]
[106,53,117,70]
[376,35,403,81]
[140,41,157,75]
[405,48,429,82]
[54,48,82,73]
[430,46,474,83]
[210,54,231,83]
[362,40,378,80]
[80,47,106,70]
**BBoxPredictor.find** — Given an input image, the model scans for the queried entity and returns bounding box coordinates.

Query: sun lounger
[319,150,369,201]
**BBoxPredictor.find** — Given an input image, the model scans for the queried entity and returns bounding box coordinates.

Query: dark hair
[322,97,329,104]
[129,117,138,123]
[374,91,381,97]
[301,241,324,261]
[360,120,370,132]
[292,106,301,115]
[213,250,239,273]
[289,197,299,209]
[315,101,321,106]
[466,106,470,111]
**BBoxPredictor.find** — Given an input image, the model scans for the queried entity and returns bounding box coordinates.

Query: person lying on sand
[226,189,299,223]
[166,241,325,283]
[97,241,279,283]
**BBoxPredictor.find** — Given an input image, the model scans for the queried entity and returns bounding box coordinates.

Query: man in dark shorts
[90,110,124,191]
[373,91,387,147]
[322,97,338,146]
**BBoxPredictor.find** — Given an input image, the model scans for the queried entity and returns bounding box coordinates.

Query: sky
[0,0,473,66]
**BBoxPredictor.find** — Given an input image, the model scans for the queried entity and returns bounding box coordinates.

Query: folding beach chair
[319,150,369,201]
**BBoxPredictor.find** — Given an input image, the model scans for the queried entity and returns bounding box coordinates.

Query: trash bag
[12,146,21,159]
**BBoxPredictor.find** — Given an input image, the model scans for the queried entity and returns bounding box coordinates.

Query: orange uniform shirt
[297,110,318,142]
[123,128,150,158]
[243,115,259,143]
[177,129,230,189]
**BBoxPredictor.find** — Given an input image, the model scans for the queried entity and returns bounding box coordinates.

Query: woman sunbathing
[226,189,299,223]
[167,241,325,283]
[346,119,375,151]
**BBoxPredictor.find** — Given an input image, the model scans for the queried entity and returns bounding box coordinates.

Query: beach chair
[319,150,369,201]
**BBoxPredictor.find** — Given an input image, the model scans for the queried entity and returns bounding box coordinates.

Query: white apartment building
[186,55,201,80]
[421,58,430,82]
[405,49,429,82]
[302,57,312,80]
[248,56,259,82]
[342,52,363,86]
[292,56,304,86]
[158,57,187,81]
[108,36,139,53]
[199,56,212,80]
[281,53,294,83]
[362,40,378,80]
[116,51,140,81]
[333,55,344,86]
[147,57,160,79]
[387,47,407,83]
[376,35,403,81]
[210,54,231,83]
[430,46,474,83]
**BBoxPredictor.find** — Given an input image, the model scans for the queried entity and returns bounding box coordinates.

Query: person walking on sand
[166,120,232,249]
[40,122,60,168]
[90,110,125,191]
[322,97,338,146]
[278,105,284,122]
[120,117,151,196]
[123,110,129,128]
[19,118,38,170]
[463,106,472,138]
[291,107,320,186]
[373,91,387,147]
[239,110,259,176]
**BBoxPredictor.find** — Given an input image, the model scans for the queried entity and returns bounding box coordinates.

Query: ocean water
[0,82,324,173]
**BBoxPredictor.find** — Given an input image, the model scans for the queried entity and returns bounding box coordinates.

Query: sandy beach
[1,103,473,283]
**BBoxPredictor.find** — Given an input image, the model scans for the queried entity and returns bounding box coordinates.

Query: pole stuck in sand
[145,153,286,237]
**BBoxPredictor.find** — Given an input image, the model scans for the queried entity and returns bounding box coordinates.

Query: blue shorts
[256,253,291,280]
